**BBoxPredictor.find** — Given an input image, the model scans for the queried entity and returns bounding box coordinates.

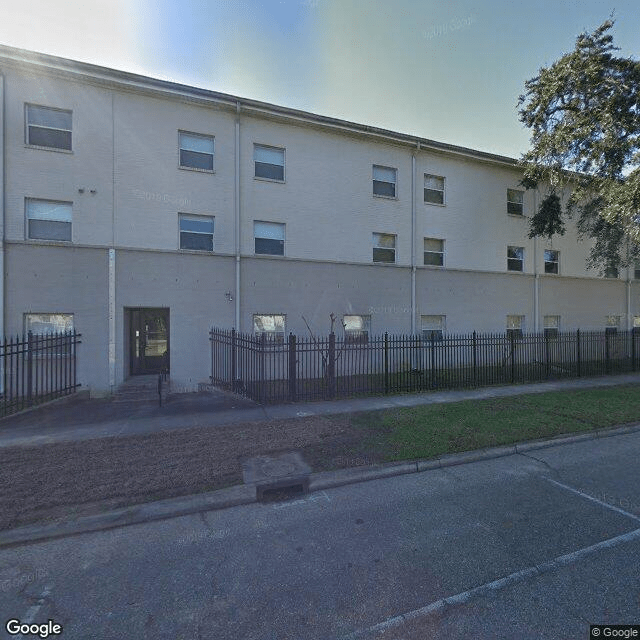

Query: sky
[1,0,638,159]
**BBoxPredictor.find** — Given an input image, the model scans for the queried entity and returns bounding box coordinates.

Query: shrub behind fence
[210,328,639,404]
[0,330,82,417]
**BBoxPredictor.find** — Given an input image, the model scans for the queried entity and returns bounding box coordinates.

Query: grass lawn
[348,384,640,462]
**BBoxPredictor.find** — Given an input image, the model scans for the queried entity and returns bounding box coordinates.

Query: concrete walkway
[1,372,640,448]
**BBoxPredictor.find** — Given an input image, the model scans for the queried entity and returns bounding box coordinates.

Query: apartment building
[0,45,635,395]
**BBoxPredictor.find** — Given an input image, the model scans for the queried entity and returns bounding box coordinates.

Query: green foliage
[528,193,565,238]
[518,19,640,269]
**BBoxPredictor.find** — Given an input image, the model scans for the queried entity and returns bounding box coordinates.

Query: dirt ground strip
[0,414,394,531]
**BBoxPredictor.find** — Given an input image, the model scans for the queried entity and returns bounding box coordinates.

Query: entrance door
[130,308,170,375]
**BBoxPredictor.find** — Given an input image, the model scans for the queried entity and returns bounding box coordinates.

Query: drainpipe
[108,91,116,391]
[626,241,632,330]
[533,187,539,332]
[0,73,4,394]
[411,144,418,335]
[234,101,241,330]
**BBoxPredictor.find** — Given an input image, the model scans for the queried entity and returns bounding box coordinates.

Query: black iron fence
[210,327,640,404]
[1,330,82,417]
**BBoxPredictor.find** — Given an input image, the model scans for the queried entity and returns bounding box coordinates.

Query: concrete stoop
[111,375,168,404]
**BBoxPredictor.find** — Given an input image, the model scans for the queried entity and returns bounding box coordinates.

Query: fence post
[509,331,515,384]
[26,331,34,406]
[384,332,389,394]
[632,329,636,372]
[259,332,266,404]
[472,331,477,386]
[430,333,436,388]
[605,330,611,374]
[231,328,236,391]
[576,329,581,377]
[328,332,336,399]
[288,333,297,401]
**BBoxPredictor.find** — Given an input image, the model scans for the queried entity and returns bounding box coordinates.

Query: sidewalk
[2,372,640,448]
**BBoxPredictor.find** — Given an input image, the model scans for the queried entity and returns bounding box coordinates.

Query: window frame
[423,237,445,267]
[543,315,560,338]
[25,198,72,243]
[372,232,397,264]
[254,144,286,182]
[178,213,215,252]
[544,249,560,274]
[342,315,371,344]
[254,220,285,256]
[424,174,445,206]
[507,189,524,216]
[372,165,397,199]
[605,315,620,335]
[24,313,75,357]
[253,314,286,343]
[507,246,524,272]
[25,104,72,152]
[178,131,215,173]
[506,315,525,339]
[421,315,446,342]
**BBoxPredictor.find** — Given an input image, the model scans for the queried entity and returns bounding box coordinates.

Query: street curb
[2,421,640,548]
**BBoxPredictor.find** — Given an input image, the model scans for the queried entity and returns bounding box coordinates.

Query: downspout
[0,73,5,394]
[411,148,417,335]
[626,241,632,330]
[533,187,539,332]
[234,101,241,330]
[108,90,116,391]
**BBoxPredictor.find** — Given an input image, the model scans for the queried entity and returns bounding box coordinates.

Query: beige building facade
[0,45,637,395]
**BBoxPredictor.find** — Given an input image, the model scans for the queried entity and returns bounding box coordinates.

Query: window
[544,249,559,274]
[424,238,445,266]
[26,199,72,241]
[506,315,524,339]
[254,221,285,255]
[373,165,397,198]
[633,316,640,333]
[253,314,285,342]
[424,174,445,205]
[544,315,560,338]
[25,313,74,356]
[422,315,445,341]
[605,265,619,278]
[26,104,72,150]
[507,246,524,272]
[179,214,214,251]
[634,264,640,280]
[254,145,285,181]
[507,189,524,216]
[605,315,620,334]
[179,132,214,171]
[343,315,370,344]
[373,233,396,263]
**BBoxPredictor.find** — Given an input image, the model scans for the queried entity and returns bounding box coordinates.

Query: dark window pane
[373,180,395,197]
[180,149,213,170]
[635,269,640,279]
[255,237,284,255]
[180,232,213,251]
[255,162,284,180]
[180,217,214,234]
[507,329,523,339]
[373,247,395,263]
[605,327,618,335]
[545,261,558,274]
[28,219,71,241]
[544,328,559,338]
[507,258,523,271]
[28,106,71,129]
[28,127,72,150]
[424,188,444,204]
[507,202,523,215]
[424,252,443,266]
[345,331,369,344]
[422,330,443,342]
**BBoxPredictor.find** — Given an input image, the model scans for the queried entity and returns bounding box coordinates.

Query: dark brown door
[130,308,170,375]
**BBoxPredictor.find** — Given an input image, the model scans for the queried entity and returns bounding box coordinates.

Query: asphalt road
[1,432,639,639]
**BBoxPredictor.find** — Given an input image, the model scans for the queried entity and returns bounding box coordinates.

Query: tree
[518,19,640,274]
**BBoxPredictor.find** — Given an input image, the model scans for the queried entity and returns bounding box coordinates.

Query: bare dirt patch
[0,414,389,531]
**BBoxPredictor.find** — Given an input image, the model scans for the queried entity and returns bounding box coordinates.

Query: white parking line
[22,585,51,624]
[543,477,640,524]
[343,526,640,638]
